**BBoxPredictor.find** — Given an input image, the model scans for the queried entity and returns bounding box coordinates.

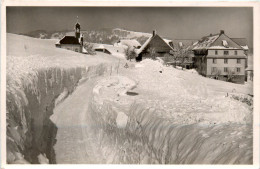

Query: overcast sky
[7,7,253,47]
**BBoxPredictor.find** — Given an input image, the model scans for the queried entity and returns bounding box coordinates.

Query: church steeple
[75,16,80,39]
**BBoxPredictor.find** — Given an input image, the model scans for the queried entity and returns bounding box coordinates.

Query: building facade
[135,30,174,61]
[193,30,248,84]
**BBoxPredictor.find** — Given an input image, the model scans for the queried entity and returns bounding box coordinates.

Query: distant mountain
[19,28,152,45]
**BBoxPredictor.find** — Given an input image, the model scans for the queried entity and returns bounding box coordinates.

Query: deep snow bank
[6,34,117,164]
[90,76,252,164]
[7,63,114,164]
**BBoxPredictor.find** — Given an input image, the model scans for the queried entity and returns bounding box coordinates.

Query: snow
[209,46,240,49]
[6,33,118,164]
[116,112,128,129]
[89,59,253,164]
[113,28,151,39]
[115,39,141,48]
[6,33,253,164]
[242,45,249,50]
[193,35,219,50]
[222,40,228,47]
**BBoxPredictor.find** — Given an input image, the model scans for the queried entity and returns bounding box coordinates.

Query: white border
[1,1,260,169]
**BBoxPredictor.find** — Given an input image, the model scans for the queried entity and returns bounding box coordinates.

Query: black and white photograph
[1,1,260,168]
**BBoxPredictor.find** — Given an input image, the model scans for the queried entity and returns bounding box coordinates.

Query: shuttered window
[237,59,241,64]
[224,59,228,64]
[224,67,228,72]
[224,51,229,55]
[213,59,217,64]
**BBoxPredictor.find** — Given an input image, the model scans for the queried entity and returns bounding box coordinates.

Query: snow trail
[51,77,105,163]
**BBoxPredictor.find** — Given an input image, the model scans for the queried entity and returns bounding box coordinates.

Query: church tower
[75,16,80,39]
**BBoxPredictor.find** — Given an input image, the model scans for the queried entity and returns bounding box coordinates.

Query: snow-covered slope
[89,59,253,164]
[6,33,117,164]
[6,33,253,164]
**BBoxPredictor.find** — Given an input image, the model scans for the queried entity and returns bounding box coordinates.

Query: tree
[124,45,137,61]
[83,42,96,55]
[211,68,221,79]
[172,46,192,70]
[147,47,157,60]
[227,69,236,82]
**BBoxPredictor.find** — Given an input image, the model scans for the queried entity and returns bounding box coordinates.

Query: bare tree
[124,45,137,61]
[148,47,157,60]
[211,69,221,79]
[227,69,236,82]
[173,46,191,70]
[83,42,96,55]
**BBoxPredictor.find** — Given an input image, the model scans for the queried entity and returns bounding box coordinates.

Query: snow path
[51,77,105,164]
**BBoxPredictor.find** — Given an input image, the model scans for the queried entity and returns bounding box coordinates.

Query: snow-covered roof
[93,44,105,49]
[135,34,174,54]
[82,47,88,54]
[135,36,153,54]
[193,34,220,50]
[193,31,244,51]
[172,39,198,50]
[116,39,141,48]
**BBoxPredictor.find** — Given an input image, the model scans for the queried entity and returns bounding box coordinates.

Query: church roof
[59,36,80,45]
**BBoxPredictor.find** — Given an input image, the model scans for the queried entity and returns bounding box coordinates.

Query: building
[135,30,174,61]
[56,17,85,53]
[167,39,199,69]
[245,65,253,82]
[114,39,141,50]
[92,44,111,54]
[192,30,248,84]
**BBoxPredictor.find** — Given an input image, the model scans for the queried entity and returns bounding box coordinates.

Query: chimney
[153,30,157,37]
[220,30,225,34]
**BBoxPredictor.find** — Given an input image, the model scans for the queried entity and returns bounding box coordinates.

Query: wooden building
[135,30,174,61]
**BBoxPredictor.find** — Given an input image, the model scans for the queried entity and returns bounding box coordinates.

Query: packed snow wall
[6,63,113,164]
[89,76,253,164]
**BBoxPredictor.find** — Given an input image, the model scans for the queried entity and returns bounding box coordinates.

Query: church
[55,17,86,53]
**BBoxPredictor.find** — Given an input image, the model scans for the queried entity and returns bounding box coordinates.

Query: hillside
[19,28,151,45]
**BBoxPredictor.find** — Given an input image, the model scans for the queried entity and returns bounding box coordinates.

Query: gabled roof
[231,38,249,50]
[59,36,80,45]
[93,44,105,49]
[173,39,199,50]
[135,34,174,54]
[117,39,141,48]
[193,32,243,51]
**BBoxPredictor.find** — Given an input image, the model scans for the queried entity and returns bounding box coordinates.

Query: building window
[224,59,228,64]
[215,50,218,55]
[237,59,241,64]
[212,67,217,73]
[213,59,217,64]
[224,51,229,55]
[237,67,241,72]
[235,51,238,55]
[224,67,228,72]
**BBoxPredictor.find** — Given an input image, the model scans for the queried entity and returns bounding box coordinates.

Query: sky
[7,7,253,47]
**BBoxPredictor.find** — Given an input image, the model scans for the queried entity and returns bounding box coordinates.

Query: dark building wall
[207,75,245,84]
[146,35,172,53]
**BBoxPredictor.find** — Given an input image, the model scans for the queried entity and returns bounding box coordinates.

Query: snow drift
[89,70,253,164]
[6,34,117,164]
